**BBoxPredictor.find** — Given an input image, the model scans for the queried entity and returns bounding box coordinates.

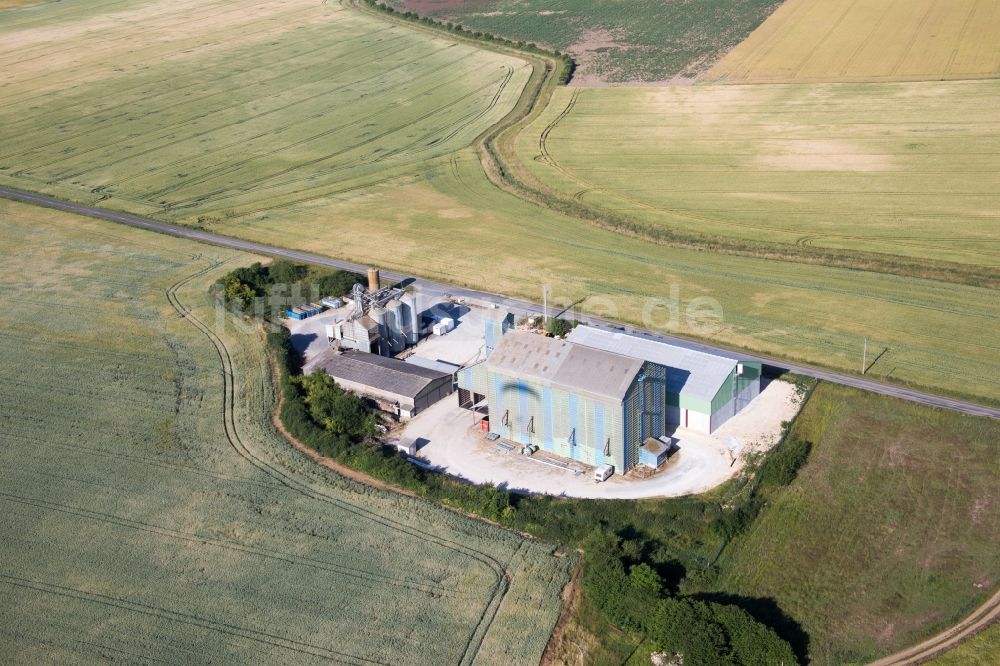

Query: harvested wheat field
[707,0,1000,83]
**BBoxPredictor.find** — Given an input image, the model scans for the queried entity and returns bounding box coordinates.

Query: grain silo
[402,292,420,345]
[385,298,406,354]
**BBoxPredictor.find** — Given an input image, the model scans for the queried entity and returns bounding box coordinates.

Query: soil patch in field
[758,140,894,172]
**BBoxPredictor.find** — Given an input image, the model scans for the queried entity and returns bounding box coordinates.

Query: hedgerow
[581,531,799,665]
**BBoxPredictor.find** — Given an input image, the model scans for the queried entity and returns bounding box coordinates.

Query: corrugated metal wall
[486,369,626,469]
[458,361,489,395]
[709,364,761,431]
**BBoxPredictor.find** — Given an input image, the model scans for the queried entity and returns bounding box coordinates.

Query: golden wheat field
[707,0,1000,83]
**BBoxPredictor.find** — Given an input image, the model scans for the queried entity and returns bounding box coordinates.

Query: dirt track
[868,589,1000,665]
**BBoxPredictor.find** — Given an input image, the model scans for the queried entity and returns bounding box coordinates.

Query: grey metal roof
[486,331,643,401]
[312,349,450,400]
[404,355,460,375]
[567,326,737,403]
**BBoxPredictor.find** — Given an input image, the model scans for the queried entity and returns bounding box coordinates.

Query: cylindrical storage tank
[386,299,405,353]
[403,292,419,345]
[367,267,380,292]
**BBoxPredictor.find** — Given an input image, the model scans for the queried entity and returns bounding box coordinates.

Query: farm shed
[311,349,453,419]
[405,356,460,388]
[459,331,645,471]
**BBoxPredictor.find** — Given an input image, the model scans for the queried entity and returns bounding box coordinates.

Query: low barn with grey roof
[312,349,453,419]
[458,327,761,471]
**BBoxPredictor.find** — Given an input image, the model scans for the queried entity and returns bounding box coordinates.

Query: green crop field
[386,0,781,84]
[0,0,530,223]
[0,199,569,663]
[516,80,1000,267]
[712,382,1000,665]
[707,0,1000,83]
[0,0,47,10]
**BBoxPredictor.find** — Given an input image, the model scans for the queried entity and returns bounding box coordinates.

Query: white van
[594,464,614,483]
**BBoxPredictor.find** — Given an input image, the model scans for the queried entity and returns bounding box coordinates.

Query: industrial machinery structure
[328,268,420,356]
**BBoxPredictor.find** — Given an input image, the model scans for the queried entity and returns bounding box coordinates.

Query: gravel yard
[403,379,804,499]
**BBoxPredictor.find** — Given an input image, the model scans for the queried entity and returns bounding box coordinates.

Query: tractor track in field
[0,491,461,596]
[868,588,1000,666]
[160,64,510,209]
[7,31,422,173]
[163,261,513,666]
[0,572,385,665]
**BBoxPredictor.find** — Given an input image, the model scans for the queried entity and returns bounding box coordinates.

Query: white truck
[594,464,615,483]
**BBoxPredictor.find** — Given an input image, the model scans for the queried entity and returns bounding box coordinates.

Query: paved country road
[3,185,998,420]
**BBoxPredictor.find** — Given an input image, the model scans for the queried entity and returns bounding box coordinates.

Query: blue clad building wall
[459,328,763,471]
[481,369,629,470]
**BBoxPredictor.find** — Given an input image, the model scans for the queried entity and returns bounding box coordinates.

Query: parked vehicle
[594,464,615,482]
[486,432,500,441]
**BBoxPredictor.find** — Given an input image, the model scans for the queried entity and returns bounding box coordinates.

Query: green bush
[294,371,376,441]
[581,525,799,664]
[215,261,362,315]
[546,316,577,337]
[268,259,308,285]
[760,436,812,488]
[647,597,729,665]
[712,603,799,665]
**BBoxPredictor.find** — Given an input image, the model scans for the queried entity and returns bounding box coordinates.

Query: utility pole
[862,337,868,374]
[543,284,549,330]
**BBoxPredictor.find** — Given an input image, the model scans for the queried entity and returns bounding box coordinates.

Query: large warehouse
[567,326,761,433]
[458,326,760,471]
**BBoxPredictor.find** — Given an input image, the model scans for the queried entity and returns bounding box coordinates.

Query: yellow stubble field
[706,0,1000,83]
